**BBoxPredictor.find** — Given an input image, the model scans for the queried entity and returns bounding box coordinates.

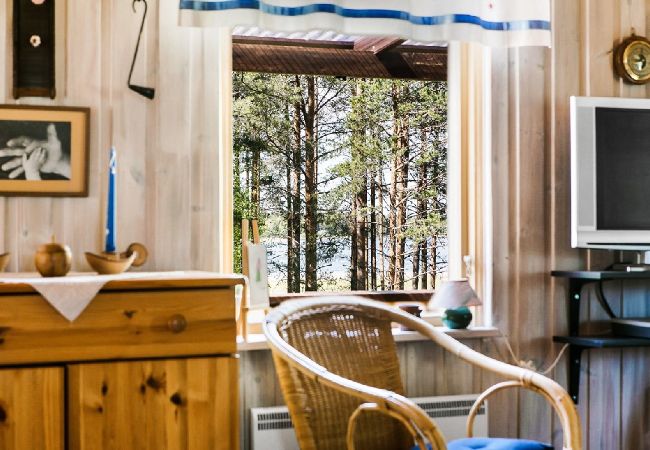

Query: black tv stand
[552,270,650,404]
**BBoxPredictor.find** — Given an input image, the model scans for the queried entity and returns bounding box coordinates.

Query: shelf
[553,334,650,348]
[551,270,650,404]
[552,270,650,280]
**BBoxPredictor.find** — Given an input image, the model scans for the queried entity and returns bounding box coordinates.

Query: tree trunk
[286,113,293,291]
[351,193,358,290]
[288,77,302,293]
[388,84,399,290]
[251,142,261,220]
[429,236,437,289]
[353,82,367,290]
[378,171,386,291]
[370,172,377,290]
[414,135,428,289]
[421,239,428,289]
[392,82,409,290]
[303,76,318,291]
[412,242,420,290]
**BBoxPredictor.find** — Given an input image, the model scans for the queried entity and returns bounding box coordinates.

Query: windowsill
[237,326,500,352]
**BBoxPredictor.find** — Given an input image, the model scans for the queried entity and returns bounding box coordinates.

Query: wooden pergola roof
[232,27,447,81]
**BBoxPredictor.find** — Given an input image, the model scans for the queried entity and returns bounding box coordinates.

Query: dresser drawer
[0,288,236,364]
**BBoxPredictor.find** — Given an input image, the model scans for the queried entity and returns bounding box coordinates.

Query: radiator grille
[251,394,488,450]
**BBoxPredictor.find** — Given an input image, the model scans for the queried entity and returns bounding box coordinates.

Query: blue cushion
[411,438,553,450]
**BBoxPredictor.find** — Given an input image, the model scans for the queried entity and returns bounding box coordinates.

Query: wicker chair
[263,297,582,450]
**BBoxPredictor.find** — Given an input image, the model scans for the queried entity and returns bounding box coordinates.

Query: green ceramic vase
[442,306,472,329]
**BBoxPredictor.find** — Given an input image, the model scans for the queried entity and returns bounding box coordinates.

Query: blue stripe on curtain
[178,1,551,31]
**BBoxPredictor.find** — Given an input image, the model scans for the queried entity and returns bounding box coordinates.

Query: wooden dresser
[0,272,243,450]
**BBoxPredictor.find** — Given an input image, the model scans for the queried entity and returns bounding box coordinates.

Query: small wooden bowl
[0,253,9,272]
[84,242,148,275]
[85,251,137,275]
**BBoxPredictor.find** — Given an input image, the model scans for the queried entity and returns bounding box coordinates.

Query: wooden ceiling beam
[353,36,404,54]
[232,35,353,49]
[231,36,447,81]
[376,50,417,79]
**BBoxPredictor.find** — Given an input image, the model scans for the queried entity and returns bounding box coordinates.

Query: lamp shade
[430,279,481,309]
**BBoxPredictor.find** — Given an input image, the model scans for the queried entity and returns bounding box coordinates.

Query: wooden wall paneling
[0,367,64,450]
[619,0,647,98]
[488,44,518,440]
[547,1,583,448]
[514,45,552,443]
[64,0,102,267]
[190,28,221,271]
[109,0,149,256]
[216,27,234,272]
[620,280,650,449]
[576,284,593,448]
[0,0,7,255]
[239,350,285,450]
[152,0,193,271]
[588,281,623,450]
[400,340,446,397]
[144,0,160,271]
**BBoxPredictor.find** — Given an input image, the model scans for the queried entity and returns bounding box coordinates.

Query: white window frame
[447,42,493,327]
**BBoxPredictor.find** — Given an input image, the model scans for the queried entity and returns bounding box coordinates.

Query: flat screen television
[571,96,650,249]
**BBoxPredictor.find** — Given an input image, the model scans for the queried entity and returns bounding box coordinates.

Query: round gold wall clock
[615,35,650,84]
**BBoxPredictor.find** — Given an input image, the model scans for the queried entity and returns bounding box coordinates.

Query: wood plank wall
[492,1,650,448]
[0,0,224,273]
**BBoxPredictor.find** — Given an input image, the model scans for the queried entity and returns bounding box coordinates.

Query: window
[231,30,454,295]
[227,33,491,322]
[234,73,448,294]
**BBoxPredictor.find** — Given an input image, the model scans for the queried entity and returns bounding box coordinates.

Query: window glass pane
[233,73,448,294]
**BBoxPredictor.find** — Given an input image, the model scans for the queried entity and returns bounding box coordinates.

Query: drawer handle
[167,314,187,333]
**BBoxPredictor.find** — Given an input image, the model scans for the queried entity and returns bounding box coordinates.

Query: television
[571,96,650,249]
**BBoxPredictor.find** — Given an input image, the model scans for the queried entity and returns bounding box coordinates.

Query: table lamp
[430,279,481,329]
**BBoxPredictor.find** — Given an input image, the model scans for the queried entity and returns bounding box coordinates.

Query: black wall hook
[128,0,155,100]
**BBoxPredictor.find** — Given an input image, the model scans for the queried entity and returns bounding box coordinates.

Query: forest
[233,72,448,293]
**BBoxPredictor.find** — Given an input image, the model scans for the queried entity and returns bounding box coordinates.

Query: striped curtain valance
[178,1,551,47]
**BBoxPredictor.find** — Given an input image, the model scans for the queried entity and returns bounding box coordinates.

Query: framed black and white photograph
[0,105,89,196]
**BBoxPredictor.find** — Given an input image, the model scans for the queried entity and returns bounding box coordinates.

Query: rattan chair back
[272,302,413,450]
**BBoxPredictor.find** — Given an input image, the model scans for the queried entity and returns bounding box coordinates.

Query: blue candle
[105,147,117,253]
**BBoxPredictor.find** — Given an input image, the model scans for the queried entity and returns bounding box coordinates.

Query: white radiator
[251,394,488,450]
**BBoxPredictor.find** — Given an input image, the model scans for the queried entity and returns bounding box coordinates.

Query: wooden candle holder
[85,243,148,275]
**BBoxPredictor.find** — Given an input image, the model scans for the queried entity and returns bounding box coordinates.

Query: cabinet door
[68,357,238,450]
[0,367,64,450]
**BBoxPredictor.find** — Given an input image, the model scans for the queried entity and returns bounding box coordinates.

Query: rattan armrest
[467,381,576,450]
[347,402,432,450]
[392,314,581,450]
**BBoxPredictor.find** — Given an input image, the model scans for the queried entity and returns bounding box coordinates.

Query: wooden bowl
[0,253,9,272]
[85,251,137,275]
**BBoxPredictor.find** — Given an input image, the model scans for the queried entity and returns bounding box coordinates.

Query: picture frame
[0,105,90,196]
